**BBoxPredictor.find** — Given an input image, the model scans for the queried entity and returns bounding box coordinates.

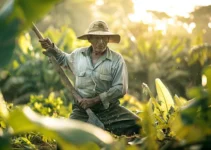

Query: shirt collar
[81,46,112,60]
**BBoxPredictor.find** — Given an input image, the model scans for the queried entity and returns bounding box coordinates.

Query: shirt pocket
[99,74,112,81]
[75,71,92,89]
[99,74,112,90]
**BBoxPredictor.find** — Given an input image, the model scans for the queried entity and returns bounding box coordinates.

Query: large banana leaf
[0,0,60,68]
[8,107,114,150]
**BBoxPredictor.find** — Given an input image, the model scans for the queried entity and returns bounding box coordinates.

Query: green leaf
[155,78,174,121]
[141,102,158,150]
[174,95,187,107]
[142,83,154,98]
[0,136,11,150]
[8,107,113,149]
[0,0,60,68]
[156,129,165,140]
[0,93,9,119]
[203,66,211,93]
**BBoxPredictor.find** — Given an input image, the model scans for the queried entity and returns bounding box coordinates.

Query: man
[39,20,141,136]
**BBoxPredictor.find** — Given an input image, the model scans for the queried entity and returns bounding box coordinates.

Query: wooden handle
[32,23,44,40]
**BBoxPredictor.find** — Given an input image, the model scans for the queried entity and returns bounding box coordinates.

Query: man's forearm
[99,85,125,109]
[92,96,101,105]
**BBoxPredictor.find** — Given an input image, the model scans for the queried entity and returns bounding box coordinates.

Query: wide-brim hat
[77,20,120,43]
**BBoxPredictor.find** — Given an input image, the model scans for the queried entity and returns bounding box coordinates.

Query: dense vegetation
[0,0,211,149]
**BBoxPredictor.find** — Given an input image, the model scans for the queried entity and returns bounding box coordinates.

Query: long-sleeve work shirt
[55,46,128,109]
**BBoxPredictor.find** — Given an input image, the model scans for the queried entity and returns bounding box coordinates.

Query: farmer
[39,20,141,136]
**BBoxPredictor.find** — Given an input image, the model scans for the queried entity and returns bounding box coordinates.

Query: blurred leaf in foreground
[7,107,114,150]
[0,136,11,150]
[0,0,60,68]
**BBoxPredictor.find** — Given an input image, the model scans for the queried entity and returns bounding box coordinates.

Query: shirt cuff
[99,92,110,109]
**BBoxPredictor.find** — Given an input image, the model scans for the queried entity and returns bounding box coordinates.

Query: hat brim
[77,31,120,43]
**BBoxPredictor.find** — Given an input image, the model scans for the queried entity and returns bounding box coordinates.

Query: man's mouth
[96,45,105,49]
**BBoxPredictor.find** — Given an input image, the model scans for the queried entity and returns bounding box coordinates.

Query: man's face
[88,35,109,53]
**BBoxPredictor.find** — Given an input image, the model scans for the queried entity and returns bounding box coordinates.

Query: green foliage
[189,44,211,66]
[119,71,211,149]
[118,28,211,99]
[29,92,71,117]
[120,33,190,98]
[0,25,89,104]
[12,136,36,149]
[11,132,57,150]
[120,94,143,114]
[1,0,211,149]
[1,18,210,107]
[0,87,113,150]
[1,74,211,149]
[0,56,62,104]
[0,34,62,104]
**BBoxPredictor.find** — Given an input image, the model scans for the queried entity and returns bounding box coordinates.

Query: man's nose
[98,38,103,43]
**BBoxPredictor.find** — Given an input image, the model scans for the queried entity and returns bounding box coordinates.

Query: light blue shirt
[55,46,128,109]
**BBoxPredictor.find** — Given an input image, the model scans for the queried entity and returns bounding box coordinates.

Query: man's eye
[92,38,98,41]
[90,36,108,41]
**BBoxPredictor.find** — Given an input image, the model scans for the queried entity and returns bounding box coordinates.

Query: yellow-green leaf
[155,78,174,120]
[203,66,211,93]
[157,129,165,140]
[0,93,9,119]
[174,95,187,107]
[141,102,158,150]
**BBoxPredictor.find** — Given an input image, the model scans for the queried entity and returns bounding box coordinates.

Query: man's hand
[39,38,53,49]
[79,96,101,109]
[39,38,59,57]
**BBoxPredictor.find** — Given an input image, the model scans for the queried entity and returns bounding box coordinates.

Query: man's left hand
[79,96,101,109]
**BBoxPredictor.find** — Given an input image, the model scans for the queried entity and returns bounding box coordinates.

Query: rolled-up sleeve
[99,57,128,109]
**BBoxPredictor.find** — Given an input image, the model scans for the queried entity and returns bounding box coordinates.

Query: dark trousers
[70,102,141,136]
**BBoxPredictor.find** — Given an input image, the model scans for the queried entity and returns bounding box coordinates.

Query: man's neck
[91,48,107,65]
[92,51,105,57]
[92,47,107,57]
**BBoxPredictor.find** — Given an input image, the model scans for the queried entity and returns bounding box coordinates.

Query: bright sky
[129,0,211,22]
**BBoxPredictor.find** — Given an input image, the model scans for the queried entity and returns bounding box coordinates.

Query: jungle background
[0,0,211,149]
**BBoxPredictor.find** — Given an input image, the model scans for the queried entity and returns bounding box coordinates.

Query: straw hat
[77,20,120,43]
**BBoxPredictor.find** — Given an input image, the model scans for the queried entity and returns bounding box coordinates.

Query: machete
[32,23,104,129]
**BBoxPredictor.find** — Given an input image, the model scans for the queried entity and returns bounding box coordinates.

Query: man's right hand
[79,96,101,109]
[39,38,59,57]
[39,38,53,49]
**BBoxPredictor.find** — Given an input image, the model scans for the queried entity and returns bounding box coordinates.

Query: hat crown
[88,21,109,33]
